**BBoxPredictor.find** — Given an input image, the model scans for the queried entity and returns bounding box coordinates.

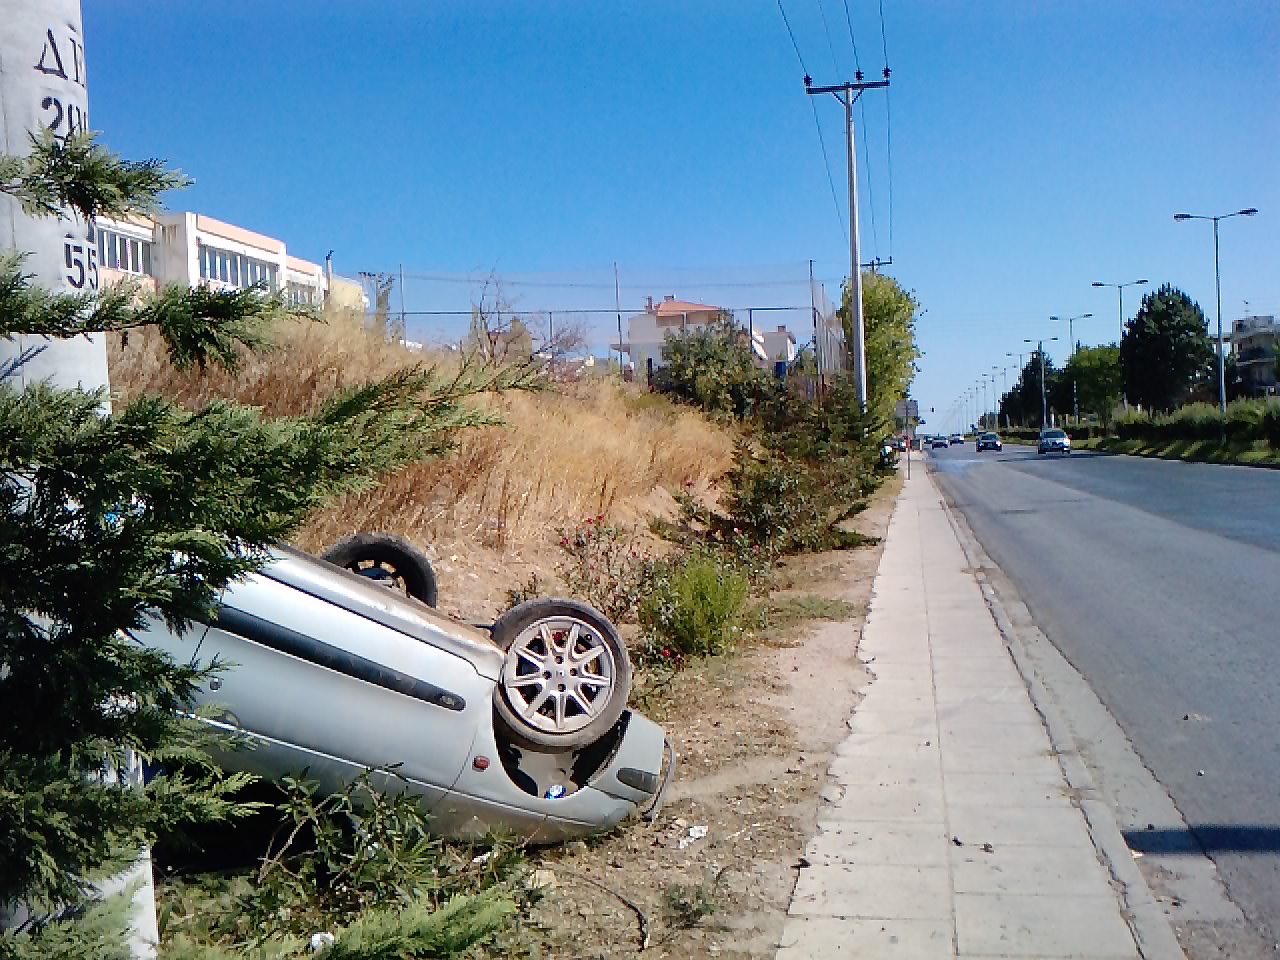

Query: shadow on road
[1125,825,1280,855]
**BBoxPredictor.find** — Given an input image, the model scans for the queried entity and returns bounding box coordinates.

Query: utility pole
[613,261,624,374]
[809,258,822,389]
[1038,344,1048,428]
[805,71,890,411]
[398,263,406,346]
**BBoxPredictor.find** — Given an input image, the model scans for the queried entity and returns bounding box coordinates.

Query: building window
[95,226,153,276]
[287,280,319,306]
[196,241,280,292]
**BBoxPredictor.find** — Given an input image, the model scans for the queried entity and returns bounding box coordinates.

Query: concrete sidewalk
[776,466,1155,959]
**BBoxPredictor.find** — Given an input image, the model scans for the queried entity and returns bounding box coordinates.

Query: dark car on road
[930,436,948,450]
[976,432,1003,452]
[1037,428,1072,455]
[949,434,964,445]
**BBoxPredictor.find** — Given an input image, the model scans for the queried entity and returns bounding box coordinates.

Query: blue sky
[83,1,1278,424]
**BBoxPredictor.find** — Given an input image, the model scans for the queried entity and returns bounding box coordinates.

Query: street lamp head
[1240,207,1259,216]
[1047,336,1059,341]
[1091,281,1106,287]
[1173,213,1193,221]
[1082,312,1094,318]
[1135,279,1148,285]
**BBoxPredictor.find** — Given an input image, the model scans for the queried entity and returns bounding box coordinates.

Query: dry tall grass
[108,313,734,554]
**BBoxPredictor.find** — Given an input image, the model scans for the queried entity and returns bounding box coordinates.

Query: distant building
[1230,314,1278,393]
[94,210,367,310]
[761,324,797,365]
[610,294,795,378]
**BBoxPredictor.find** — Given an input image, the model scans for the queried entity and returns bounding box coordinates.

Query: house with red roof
[611,294,774,379]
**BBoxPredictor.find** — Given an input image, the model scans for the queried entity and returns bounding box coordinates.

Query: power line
[776,0,848,241]
[816,0,843,76]
[859,97,879,257]
[810,99,848,242]
[879,0,895,258]
[885,87,895,260]
[775,0,809,76]
[878,0,890,65]
[841,0,862,74]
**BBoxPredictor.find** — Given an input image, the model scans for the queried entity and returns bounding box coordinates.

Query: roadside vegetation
[6,135,918,958]
[992,281,1280,467]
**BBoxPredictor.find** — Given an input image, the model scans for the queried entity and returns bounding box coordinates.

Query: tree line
[998,283,1267,427]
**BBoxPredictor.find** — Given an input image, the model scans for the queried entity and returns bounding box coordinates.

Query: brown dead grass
[107,314,734,555]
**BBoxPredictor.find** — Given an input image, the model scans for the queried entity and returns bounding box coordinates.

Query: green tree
[1000,353,1060,427]
[840,272,921,425]
[0,134,522,954]
[652,315,774,418]
[1061,345,1121,425]
[1120,283,1213,411]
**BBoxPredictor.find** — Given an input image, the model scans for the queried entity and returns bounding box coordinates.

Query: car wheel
[319,532,438,607]
[491,598,632,752]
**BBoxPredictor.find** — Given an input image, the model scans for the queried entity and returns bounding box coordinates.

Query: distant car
[1037,428,1071,455]
[976,432,1003,452]
[930,437,948,450]
[949,434,964,445]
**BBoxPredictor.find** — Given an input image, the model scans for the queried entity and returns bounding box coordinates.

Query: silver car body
[136,545,671,843]
[1037,429,1071,454]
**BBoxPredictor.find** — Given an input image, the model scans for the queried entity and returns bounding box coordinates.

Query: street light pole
[1174,208,1259,426]
[1092,280,1147,409]
[1025,336,1059,428]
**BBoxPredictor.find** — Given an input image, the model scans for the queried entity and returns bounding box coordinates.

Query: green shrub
[1264,404,1280,449]
[156,772,525,951]
[555,517,657,623]
[650,317,777,418]
[639,553,749,661]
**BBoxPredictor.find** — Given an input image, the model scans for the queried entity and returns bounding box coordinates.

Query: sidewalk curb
[932,480,1188,960]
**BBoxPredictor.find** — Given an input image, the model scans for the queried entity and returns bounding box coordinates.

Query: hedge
[991,400,1280,449]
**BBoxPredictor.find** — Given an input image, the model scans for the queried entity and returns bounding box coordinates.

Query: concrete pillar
[0,5,157,956]
[0,0,109,395]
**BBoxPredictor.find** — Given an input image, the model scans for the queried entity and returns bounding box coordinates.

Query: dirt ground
[517,475,901,959]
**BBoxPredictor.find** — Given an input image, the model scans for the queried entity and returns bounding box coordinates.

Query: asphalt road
[926,442,1280,946]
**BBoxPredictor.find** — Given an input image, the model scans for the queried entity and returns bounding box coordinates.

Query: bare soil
[518,475,900,959]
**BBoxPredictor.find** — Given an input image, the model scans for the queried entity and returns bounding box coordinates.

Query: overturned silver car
[138,542,673,843]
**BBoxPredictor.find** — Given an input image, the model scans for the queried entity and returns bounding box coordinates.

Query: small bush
[555,517,657,623]
[662,868,728,929]
[639,553,749,661]
[506,572,545,608]
[1264,405,1280,449]
[157,771,526,951]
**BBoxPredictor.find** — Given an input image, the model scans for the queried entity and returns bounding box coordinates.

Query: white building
[94,210,367,310]
[612,294,797,378]
[760,324,797,365]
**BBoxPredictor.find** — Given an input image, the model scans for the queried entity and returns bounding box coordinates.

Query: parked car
[949,434,964,445]
[976,432,1003,452]
[137,539,673,844]
[1037,428,1072,455]
[930,436,948,450]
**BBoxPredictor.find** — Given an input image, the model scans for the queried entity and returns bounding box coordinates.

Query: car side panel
[138,573,492,805]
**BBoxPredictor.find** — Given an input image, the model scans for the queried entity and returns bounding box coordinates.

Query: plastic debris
[545,783,567,799]
[678,824,709,850]
[309,932,335,954]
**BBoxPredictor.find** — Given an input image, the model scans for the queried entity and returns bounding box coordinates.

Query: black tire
[319,532,438,607]
[490,598,632,752]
